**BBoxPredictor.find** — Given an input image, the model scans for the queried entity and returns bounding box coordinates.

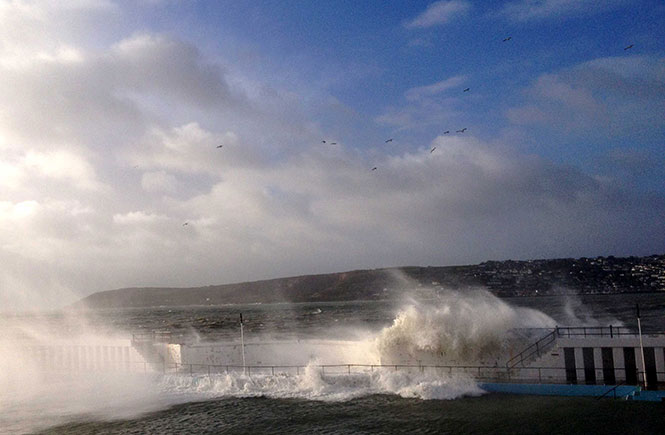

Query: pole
[637,304,647,389]
[240,313,246,376]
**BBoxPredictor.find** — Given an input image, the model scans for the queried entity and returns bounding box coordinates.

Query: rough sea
[2,293,664,434]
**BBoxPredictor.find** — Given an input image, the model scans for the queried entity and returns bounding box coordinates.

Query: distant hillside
[74,254,665,309]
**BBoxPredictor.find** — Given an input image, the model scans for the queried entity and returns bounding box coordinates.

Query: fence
[118,361,660,386]
[17,355,663,388]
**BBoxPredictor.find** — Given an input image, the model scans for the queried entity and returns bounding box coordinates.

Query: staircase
[506,328,558,369]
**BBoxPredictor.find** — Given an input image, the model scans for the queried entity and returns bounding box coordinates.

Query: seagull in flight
[321,140,326,143]
[456,128,467,133]
[443,130,450,134]
[216,145,223,149]
[624,44,634,50]
[331,142,337,145]
[463,88,470,92]
[371,167,377,171]
[503,36,512,42]
[183,222,189,226]
[385,138,393,143]
[430,147,437,153]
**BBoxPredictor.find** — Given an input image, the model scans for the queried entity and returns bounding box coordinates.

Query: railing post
[538,367,542,383]
[610,325,613,338]
[347,364,351,374]
[272,366,275,376]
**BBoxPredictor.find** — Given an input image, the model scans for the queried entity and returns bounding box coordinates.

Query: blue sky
[128,0,665,184]
[0,0,663,309]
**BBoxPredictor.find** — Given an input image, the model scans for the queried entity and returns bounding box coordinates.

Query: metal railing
[505,325,665,369]
[20,357,664,390]
[555,325,665,338]
[506,329,557,368]
[131,331,172,344]
[596,380,628,400]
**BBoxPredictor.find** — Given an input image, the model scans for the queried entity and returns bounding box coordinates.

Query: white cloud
[405,76,467,101]
[141,171,179,194]
[507,55,665,138]
[113,211,168,225]
[24,149,101,190]
[377,76,466,130]
[129,122,249,176]
[501,0,627,21]
[405,1,471,28]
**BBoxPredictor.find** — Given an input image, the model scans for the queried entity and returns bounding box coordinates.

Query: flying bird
[503,36,512,42]
[463,88,470,92]
[456,128,467,133]
[216,145,223,149]
[624,44,634,50]
[443,130,450,134]
[183,222,189,226]
[331,142,337,145]
[430,147,437,153]
[371,167,377,171]
[385,138,393,143]
[321,140,326,143]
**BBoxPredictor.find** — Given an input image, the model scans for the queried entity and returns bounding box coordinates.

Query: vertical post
[637,304,647,389]
[610,325,613,338]
[240,313,246,376]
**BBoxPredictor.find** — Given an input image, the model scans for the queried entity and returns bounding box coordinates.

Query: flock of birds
[180,38,636,227]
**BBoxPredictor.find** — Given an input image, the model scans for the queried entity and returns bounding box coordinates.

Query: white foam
[157,361,484,402]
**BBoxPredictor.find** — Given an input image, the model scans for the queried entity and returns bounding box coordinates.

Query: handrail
[506,329,557,368]
[596,380,630,400]
[554,326,664,338]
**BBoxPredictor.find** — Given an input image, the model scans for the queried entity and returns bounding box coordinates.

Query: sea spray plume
[376,289,556,366]
[0,311,170,433]
[559,292,624,327]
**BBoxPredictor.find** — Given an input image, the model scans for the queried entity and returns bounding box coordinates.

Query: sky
[1,0,664,310]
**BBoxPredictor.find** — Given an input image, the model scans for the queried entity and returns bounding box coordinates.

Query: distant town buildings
[453,255,665,297]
